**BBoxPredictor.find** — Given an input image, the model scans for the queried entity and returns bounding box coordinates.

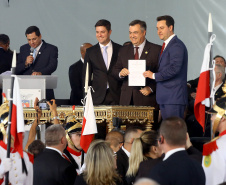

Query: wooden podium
[23,106,155,132]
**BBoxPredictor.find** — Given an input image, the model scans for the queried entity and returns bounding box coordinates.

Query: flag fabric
[80,87,97,153]
[194,34,216,132]
[11,76,25,158]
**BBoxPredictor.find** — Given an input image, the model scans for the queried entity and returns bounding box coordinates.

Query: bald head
[80,43,92,59]
[105,131,124,152]
[134,178,159,185]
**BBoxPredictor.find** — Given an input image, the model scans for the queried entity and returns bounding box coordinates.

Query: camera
[37,99,50,110]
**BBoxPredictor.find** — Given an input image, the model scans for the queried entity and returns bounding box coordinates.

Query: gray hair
[45,124,65,146]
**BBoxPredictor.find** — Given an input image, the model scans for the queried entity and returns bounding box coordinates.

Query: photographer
[25,98,59,151]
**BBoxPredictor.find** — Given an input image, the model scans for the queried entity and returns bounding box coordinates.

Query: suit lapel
[140,41,150,60]
[159,36,177,64]
[33,40,46,64]
[95,44,108,72]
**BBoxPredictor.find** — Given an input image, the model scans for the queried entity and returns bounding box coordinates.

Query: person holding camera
[25,98,59,151]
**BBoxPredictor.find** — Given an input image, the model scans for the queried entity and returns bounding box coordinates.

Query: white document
[128,60,146,86]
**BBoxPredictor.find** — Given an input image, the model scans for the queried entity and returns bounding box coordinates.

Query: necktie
[102,46,108,68]
[33,48,37,63]
[134,47,139,59]
[160,42,165,56]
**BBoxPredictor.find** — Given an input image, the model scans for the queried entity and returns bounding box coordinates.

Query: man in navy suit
[16,26,58,100]
[144,15,188,119]
[82,19,122,105]
[148,117,205,185]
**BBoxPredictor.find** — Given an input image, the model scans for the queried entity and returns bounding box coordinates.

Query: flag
[194,35,216,132]
[80,87,97,153]
[11,76,25,158]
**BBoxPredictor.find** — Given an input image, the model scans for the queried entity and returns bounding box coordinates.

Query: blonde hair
[84,140,120,185]
[126,131,158,176]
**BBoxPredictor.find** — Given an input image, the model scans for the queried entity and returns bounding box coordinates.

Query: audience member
[33,124,77,185]
[113,20,161,106]
[116,127,143,185]
[144,15,188,119]
[105,130,124,153]
[69,43,92,105]
[16,26,58,100]
[202,97,226,185]
[28,140,45,158]
[148,117,205,185]
[0,95,33,185]
[63,116,84,174]
[136,132,202,181]
[74,140,121,185]
[126,131,162,185]
[0,34,12,74]
[82,19,122,105]
[186,64,225,137]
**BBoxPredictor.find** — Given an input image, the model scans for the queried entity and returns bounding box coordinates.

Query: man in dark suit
[144,15,188,119]
[34,124,77,185]
[69,43,92,105]
[16,26,58,100]
[0,34,12,74]
[148,117,205,185]
[82,19,122,105]
[113,20,161,106]
[116,128,143,185]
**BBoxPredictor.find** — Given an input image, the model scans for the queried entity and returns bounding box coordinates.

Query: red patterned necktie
[160,42,165,56]
[134,47,139,59]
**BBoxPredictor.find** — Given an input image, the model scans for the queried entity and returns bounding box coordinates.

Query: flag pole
[208,13,214,139]
[5,50,16,185]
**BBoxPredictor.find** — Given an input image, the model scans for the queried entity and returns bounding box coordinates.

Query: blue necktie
[33,48,37,63]
[102,46,108,69]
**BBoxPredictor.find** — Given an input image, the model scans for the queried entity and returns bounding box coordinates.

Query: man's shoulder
[145,40,161,49]
[112,41,122,48]
[42,41,58,50]
[69,60,83,70]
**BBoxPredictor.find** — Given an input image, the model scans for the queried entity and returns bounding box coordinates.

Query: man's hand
[143,70,154,79]
[0,158,12,178]
[120,68,130,77]
[34,97,42,120]
[32,72,42,75]
[191,92,196,99]
[25,56,34,66]
[47,99,58,117]
[140,86,152,96]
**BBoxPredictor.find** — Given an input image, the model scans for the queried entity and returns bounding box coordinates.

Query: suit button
[15,174,17,177]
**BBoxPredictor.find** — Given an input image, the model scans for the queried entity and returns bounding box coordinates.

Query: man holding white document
[113,20,161,107]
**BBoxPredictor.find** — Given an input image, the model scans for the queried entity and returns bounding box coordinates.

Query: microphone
[30,47,34,56]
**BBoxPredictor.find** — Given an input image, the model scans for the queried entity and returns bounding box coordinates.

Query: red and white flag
[80,87,97,153]
[194,35,216,132]
[11,76,25,158]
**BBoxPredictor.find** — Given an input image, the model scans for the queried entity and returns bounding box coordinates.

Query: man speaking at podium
[16,26,58,100]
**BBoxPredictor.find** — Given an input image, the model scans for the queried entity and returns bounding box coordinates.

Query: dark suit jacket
[148,151,205,185]
[16,40,58,100]
[69,59,84,105]
[16,40,58,75]
[34,148,77,185]
[116,148,129,185]
[155,36,188,105]
[82,41,122,105]
[0,48,12,74]
[113,40,161,106]
[136,146,202,181]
